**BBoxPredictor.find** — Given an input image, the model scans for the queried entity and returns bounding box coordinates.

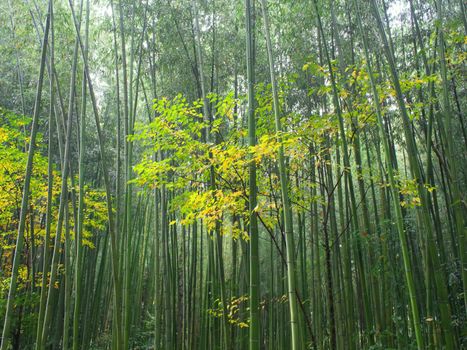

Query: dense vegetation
[0,0,465,349]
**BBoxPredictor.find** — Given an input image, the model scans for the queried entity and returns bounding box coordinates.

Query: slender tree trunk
[260,1,302,348]
[1,7,50,349]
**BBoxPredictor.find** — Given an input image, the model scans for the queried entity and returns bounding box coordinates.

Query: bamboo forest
[0,0,466,349]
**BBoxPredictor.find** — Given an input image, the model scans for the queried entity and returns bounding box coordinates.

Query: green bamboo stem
[260,1,302,348]
[0,6,50,350]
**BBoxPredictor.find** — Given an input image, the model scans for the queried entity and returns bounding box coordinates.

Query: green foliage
[0,108,55,252]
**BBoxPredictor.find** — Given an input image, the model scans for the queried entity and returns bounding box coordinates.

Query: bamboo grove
[0,0,465,349]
